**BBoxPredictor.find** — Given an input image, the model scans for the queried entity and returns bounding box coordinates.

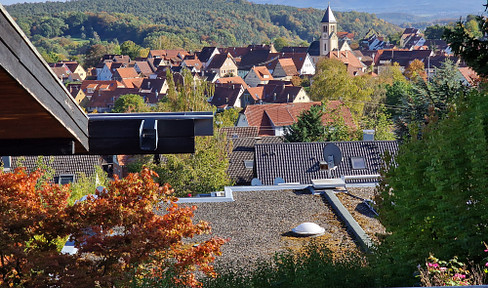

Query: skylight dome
[291,222,325,236]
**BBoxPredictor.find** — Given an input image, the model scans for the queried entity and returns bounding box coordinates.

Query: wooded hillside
[6,0,401,49]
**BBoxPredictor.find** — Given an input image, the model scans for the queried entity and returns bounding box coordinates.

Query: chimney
[363,130,375,141]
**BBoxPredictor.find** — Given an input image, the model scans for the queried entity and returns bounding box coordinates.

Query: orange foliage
[404,59,427,81]
[0,168,225,287]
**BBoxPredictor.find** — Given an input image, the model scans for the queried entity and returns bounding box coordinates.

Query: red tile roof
[115,67,139,79]
[246,86,264,101]
[276,58,298,76]
[251,66,273,81]
[216,76,248,88]
[244,101,355,136]
[458,67,480,86]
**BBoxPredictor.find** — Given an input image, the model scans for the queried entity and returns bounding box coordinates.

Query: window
[58,174,75,185]
[323,26,327,33]
[324,43,327,52]
[350,157,366,169]
[244,160,254,169]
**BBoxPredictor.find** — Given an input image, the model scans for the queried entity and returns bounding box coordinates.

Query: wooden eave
[0,5,89,154]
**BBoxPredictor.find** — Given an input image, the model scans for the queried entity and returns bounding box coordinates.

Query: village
[0,1,487,287]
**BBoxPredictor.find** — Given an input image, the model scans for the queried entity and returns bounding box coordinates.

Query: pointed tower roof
[321,4,337,23]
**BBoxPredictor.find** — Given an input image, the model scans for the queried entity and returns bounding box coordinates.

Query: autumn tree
[310,58,373,118]
[0,168,226,287]
[404,59,427,81]
[215,108,241,128]
[157,69,214,113]
[120,40,143,59]
[112,93,149,113]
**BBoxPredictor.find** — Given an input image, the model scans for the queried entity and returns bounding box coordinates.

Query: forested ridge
[6,0,400,50]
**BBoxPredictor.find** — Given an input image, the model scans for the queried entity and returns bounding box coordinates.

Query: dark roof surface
[206,53,233,70]
[308,40,320,57]
[227,136,283,185]
[198,47,218,63]
[321,5,337,23]
[261,84,303,103]
[255,141,398,185]
[238,50,271,70]
[219,126,259,139]
[10,155,102,180]
[210,84,243,108]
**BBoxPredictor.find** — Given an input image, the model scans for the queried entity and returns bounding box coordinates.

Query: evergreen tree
[374,89,488,286]
[284,105,325,143]
[395,59,469,139]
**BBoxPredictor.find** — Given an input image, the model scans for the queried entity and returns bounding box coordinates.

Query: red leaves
[0,167,226,287]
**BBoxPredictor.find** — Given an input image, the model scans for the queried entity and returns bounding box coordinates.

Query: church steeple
[321,4,337,23]
[320,4,338,56]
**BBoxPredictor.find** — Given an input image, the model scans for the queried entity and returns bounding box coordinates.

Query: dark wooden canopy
[0,5,89,155]
[0,5,213,156]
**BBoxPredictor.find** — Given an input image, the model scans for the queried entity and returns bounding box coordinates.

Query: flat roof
[176,190,359,271]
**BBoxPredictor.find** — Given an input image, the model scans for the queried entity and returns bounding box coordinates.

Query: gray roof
[308,40,320,57]
[227,136,283,185]
[255,141,398,185]
[9,155,102,181]
[321,5,337,23]
[219,126,259,139]
[180,189,358,271]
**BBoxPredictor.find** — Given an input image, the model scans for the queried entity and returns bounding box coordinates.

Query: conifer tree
[284,104,325,143]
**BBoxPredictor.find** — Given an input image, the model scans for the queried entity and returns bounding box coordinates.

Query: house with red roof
[272,58,299,80]
[206,53,238,77]
[238,101,355,136]
[216,76,248,88]
[260,82,309,104]
[244,66,273,87]
[328,50,367,76]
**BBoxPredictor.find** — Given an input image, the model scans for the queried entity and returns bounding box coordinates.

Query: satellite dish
[251,178,263,186]
[322,143,342,170]
[274,177,285,185]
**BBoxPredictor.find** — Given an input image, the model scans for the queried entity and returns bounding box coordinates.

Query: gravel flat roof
[179,190,359,272]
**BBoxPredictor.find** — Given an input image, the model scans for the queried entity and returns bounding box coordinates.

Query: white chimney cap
[292,222,325,236]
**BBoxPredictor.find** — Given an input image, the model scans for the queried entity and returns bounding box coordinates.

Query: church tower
[320,4,339,56]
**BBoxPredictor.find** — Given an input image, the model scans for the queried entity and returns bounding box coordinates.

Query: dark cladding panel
[0,139,75,156]
[88,112,212,155]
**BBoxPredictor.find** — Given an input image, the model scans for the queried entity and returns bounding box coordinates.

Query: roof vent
[251,178,263,186]
[274,177,285,185]
[291,222,325,237]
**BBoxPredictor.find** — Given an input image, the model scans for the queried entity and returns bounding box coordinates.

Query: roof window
[350,157,366,169]
[58,174,75,185]
[244,160,254,169]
